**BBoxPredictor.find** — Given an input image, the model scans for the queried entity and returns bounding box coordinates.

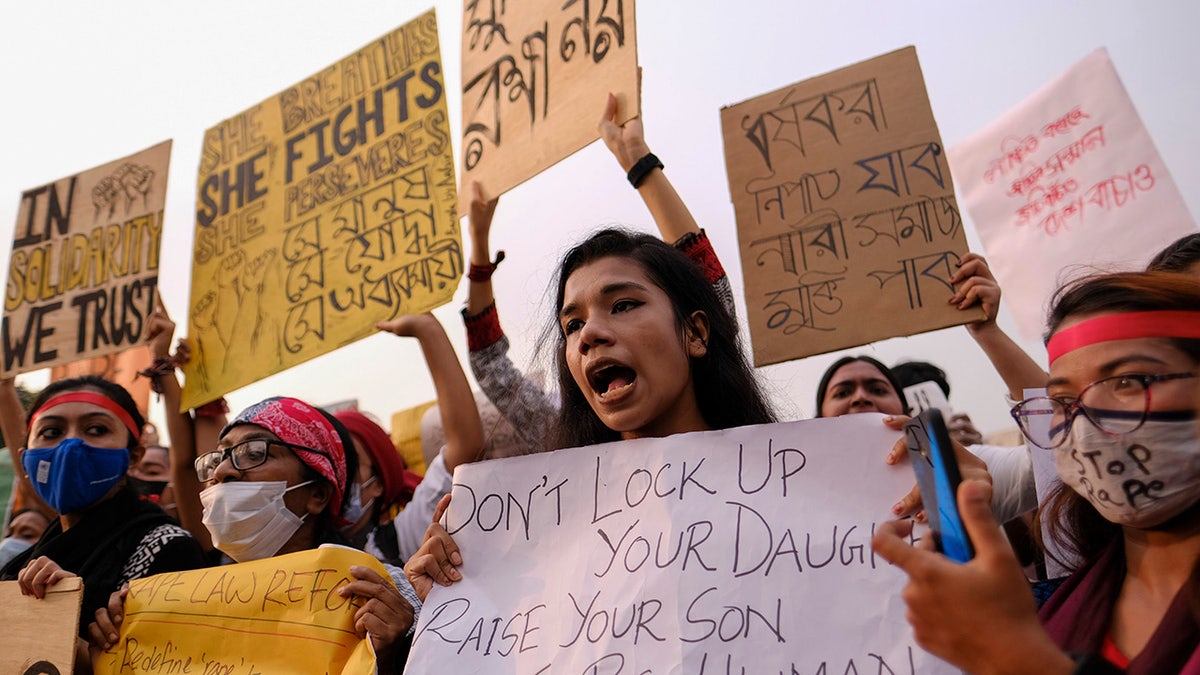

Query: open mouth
[590,364,637,399]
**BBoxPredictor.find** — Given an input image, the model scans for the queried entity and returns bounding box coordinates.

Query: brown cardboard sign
[1,577,83,675]
[459,0,639,208]
[3,141,171,376]
[721,47,981,366]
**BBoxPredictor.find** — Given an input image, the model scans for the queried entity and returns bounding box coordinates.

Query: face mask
[343,477,377,525]
[127,475,170,502]
[1056,415,1200,528]
[21,438,130,514]
[200,481,312,562]
[0,537,33,568]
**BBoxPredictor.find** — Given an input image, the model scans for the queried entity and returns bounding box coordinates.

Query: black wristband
[626,152,664,188]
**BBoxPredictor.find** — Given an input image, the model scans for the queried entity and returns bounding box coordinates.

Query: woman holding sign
[874,271,1200,673]
[405,221,778,595]
[0,374,208,642]
[88,395,422,672]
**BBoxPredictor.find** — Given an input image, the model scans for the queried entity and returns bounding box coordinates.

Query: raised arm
[598,92,698,242]
[950,253,1048,400]
[598,93,736,318]
[0,377,52,515]
[461,181,557,452]
[144,310,212,550]
[377,313,483,473]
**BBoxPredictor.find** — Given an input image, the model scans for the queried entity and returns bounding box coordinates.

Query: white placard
[406,415,955,673]
[949,48,1197,341]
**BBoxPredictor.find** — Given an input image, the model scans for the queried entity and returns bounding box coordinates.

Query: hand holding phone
[905,409,975,563]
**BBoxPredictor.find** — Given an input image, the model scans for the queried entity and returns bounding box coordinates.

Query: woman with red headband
[0,376,207,639]
[874,271,1200,674]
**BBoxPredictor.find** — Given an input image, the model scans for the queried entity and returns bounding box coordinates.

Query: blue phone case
[905,408,974,563]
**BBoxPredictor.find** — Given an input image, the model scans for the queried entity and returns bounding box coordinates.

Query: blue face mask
[22,437,130,514]
[0,536,32,568]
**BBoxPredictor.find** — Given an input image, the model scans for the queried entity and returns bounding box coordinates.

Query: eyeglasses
[194,439,327,482]
[1011,372,1195,450]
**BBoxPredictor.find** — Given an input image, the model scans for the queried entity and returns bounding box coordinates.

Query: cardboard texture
[2,577,83,675]
[721,47,981,366]
[948,48,1197,341]
[181,10,460,410]
[3,141,171,377]
[459,0,639,209]
[94,547,386,675]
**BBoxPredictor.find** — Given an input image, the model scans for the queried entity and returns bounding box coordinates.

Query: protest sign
[3,141,170,377]
[459,0,639,208]
[50,345,153,416]
[2,576,83,675]
[406,415,955,673]
[181,9,459,410]
[721,47,980,367]
[948,48,1197,340]
[94,546,389,675]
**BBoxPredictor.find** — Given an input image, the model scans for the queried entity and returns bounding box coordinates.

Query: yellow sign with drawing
[181,9,459,409]
[94,547,390,675]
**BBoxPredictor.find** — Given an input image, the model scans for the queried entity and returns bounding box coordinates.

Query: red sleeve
[462,302,505,352]
[674,230,726,285]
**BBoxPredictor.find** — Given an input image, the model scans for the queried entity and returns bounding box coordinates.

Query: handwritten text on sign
[406,415,955,674]
[459,0,639,209]
[721,47,981,367]
[182,9,459,409]
[94,547,388,675]
[948,48,1196,341]
[3,141,170,376]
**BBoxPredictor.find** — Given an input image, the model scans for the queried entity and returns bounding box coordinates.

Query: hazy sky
[1,1,1197,440]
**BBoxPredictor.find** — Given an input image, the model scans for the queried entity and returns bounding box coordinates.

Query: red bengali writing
[1017,164,1155,236]
[1041,106,1089,138]
[1007,125,1105,198]
[983,106,1091,184]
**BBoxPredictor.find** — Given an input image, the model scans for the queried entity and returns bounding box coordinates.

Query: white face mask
[1056,415,1200,528]
[0,536,33,568]
[200,480,312,562]
[343,477,377,525]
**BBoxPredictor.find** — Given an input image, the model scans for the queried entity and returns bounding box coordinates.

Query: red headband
[30,391,141,441]
[1047,310,1200,364]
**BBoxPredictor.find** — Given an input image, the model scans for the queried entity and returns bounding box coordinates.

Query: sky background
[1,1,1197,443]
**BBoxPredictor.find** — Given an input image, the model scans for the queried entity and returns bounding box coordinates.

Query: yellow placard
[1,577,83,675]
[181,9,459,410]
[94,546,390,675]
[3,141,171,376]
[459,0,639,209]
[720,47,983,366]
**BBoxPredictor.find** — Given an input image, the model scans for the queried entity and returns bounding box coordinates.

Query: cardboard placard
[948,48,1197,341]
[1,576,84,675]
[406,415,955,673]
[721,47,981,367]
[459,0,639,208]
[181,9,459,410]
[3,141,171,377]
[94,547,388,675]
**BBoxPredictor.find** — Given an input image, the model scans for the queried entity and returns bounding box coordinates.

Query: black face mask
[127,475,169,501]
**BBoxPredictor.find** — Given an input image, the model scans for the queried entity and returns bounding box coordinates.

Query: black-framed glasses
[194,439,327,482]
[1011,372,1195,450]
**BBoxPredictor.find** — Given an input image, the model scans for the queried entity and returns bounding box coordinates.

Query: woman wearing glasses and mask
[874,271,1200,674]
[89,397,422,673]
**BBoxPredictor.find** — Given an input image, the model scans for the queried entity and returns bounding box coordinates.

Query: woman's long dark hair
[1035,271,1200,573]
[26,375,145,450]
[545,228,775,449]
[813,355,907,418]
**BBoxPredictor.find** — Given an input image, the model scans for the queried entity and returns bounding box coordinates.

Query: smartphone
[905,408,974,563]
